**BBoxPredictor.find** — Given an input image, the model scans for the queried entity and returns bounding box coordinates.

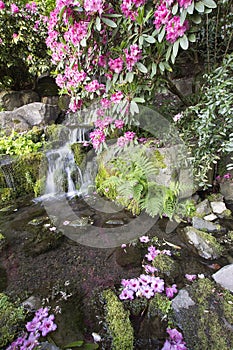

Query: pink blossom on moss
[140,285,155,299]
[151,276,164,293]
[144,264,157,274]
[166,284,178,298]
[119,288,134,300]
[40,314,57,337]
[139,235,150,243]
[185,273,197,282]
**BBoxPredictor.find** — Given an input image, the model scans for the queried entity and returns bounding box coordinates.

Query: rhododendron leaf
[189,33,196,42]
[133,97,145,103]
[101,17,117,28]
[130,101,139,114]
[180,9,187,25]
[201,0,217,8]
[64,340,84,348]
[166,46,172,61]
[82,344,99,349]
[126,72,134,83]
[172,3,179,15]
[58,5,66,21]
[187,1,194,14]
[80,38,87,47]
[204,7,213,13]
[139,35,144,47]
[136,62,148,73]
[151,62,157,78]
[159,62,165,72]
[95,17,101,31]
[144,35,156,44]
[173,40,179,59]
[191,14,202,24]
[195,1,205,13]
[104,13,122,18]
[158,27,166,43]
[180,35,189,50]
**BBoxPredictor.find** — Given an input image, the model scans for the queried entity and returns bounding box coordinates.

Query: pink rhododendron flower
[178,0,192,9]
[0,1,5,10]
[223,172,231,179]
[84,0,104,15]
[85,80,101,92]
[166,16,189,43]
[90,129,106,149]
[108,57,124,73]
[110,91,124,103]
[124,131,136,141]
[154,2,171,30]
[25,2,37,12]
[117,136,127,147]
[11,3,19,14]
[101,98,112,108]
[114,119,125,129]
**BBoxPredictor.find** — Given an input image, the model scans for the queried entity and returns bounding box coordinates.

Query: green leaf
[139,35,144,47]
[130,101,139,114]
[166,45,172,61]
[64,340,84,348]
[201,0,217,8]
[103,13,122,18]
[158,27,165,43]
[101,17,117,28]
[95,17,101,31]
[180,9,187,25]
[172,40,179,58]
[179,34,189,50]
[172,2,179,15]
[159,62,165,72]
[81,344,99,350]
[191,14,202,24]
[188,33,196,42]
[144,35,156,44]
[80,38,87,47]
[195,1,205,12]
[136,62,148,73]
[59,5,66,21]
[151,62,157,78]
[133,97,145,103]
[187,1,194,14]
[126,72,134,83]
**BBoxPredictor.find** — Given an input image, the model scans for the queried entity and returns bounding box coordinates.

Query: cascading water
[43,124,91,198]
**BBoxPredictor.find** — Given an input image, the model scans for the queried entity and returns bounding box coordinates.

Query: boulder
[0,90,40,111]
[192,216,223,233]
[210,201,227,214]
[181,226,223,259]
[195,199,212,216]
[0,102,59,133]
[212,264,233,292]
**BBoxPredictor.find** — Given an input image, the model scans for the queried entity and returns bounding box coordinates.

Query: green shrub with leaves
[176,52,233,188]
[0,1,52,90]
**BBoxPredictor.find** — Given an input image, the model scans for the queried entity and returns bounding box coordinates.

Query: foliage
[0,128,45,156]
[47,0,216,114]
[0,293,25,347]
[102,289,134,350]
[0,1,52,90]
[63,340,99,350]
[176,52,233,188]
[96,145,193,219]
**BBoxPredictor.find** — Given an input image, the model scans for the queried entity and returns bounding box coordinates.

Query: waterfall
[0,158,16,190]
[43,124,92,199]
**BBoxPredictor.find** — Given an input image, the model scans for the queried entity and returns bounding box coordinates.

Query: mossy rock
[71,143,86,167]
[172,278,233,350]
[0,293,26,347]
[102,289,134,350]
[152,253,178,277]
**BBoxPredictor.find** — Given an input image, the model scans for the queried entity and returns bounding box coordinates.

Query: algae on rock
[102,289,134,350]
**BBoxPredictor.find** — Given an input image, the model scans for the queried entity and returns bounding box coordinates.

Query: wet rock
[212,264,233,292]
[0,265,7,292]
[172,289,195,312]
[220,182,233,202]
[0,90,40,111]
[196,199,212,217]
[21,296,41,312]
[192,216,223,233]
[204,213,218,221]
[104,218,125,226]
[39,342,61,350]
[210,201,227,214]
[181,226,223,259]
[115,245,142,268]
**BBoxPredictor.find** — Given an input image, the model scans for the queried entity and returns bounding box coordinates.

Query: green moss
[71,143,85,166]
[149,293,172,322]
[182,278,233,350]
[152,254,176,276]
[102,289,134,350]
[95,162,117,201]
[222,209,232,217]
[197,230,223,255]
[0,293,25,347]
